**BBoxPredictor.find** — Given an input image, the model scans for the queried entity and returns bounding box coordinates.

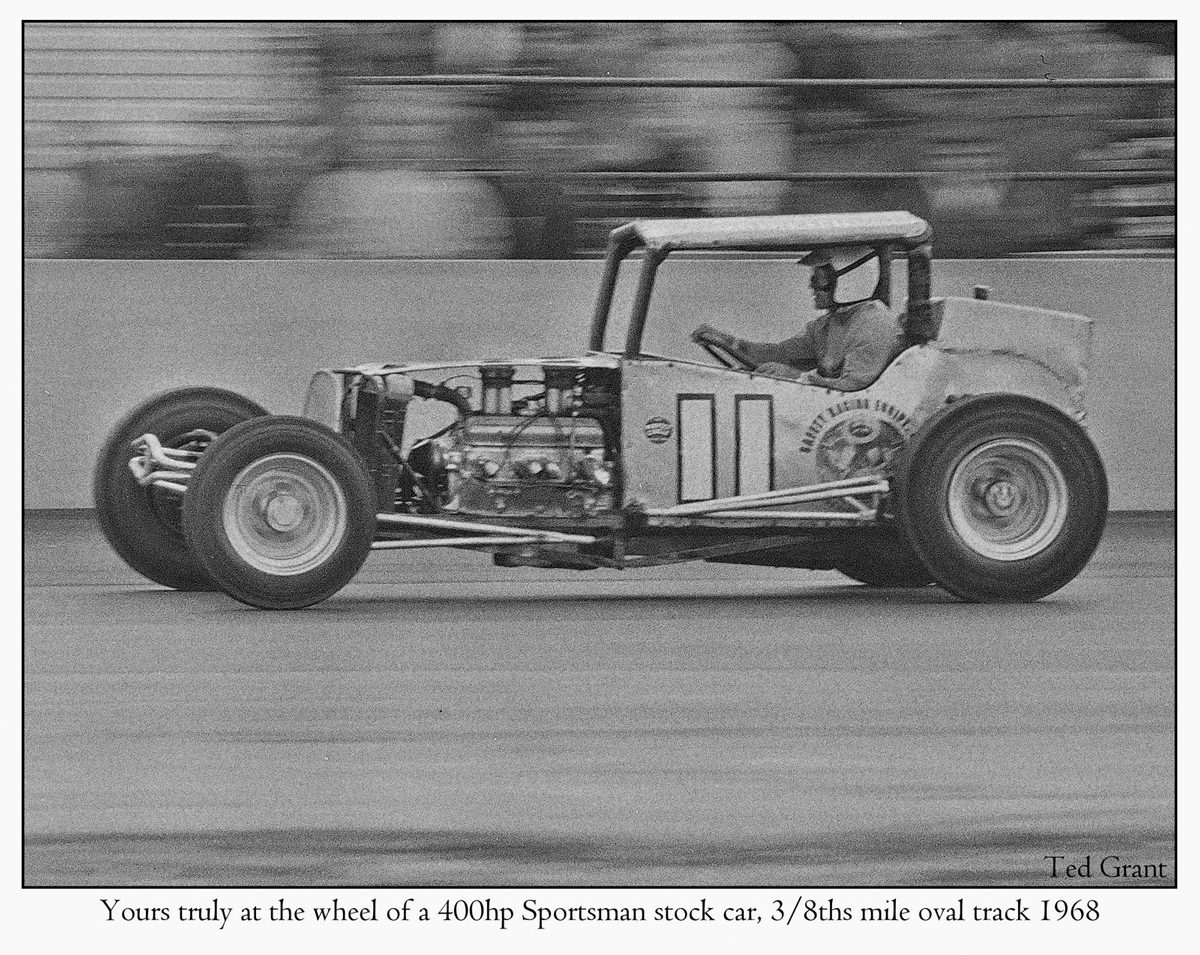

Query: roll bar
[589,229,935,355]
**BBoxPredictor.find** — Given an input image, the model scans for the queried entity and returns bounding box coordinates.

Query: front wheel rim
[222,453,348,575]
[946,438,1068,561]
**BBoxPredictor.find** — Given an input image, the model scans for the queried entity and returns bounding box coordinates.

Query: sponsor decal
[799,399,916,479]
[644,416,673,444]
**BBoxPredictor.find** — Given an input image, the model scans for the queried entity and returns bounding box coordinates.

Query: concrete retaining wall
[24,257,1174,509]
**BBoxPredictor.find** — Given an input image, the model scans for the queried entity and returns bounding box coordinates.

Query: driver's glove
[691,323,735,349]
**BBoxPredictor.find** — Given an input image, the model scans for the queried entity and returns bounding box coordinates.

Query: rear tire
[894,395,1107,602]
[184,416,376,609]
[93,387,267,590]
[834,529,934,588]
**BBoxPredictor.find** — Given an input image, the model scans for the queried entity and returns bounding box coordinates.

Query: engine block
[440,414,616,519]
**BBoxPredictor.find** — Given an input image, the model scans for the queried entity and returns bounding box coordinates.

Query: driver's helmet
[800,246,878,298]
[800,249,840,295]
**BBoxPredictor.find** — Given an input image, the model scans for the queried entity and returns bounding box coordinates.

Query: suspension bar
[644,476,887,517]
[702,509,877,522]
[372,536,549,550]
[375,511,597,544]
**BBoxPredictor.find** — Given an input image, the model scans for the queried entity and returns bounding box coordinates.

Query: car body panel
[618,294,1091,514]
[933,295,1093,399]
[341,353,623,377]
[620,349,933,512]
[311,290,1093,527]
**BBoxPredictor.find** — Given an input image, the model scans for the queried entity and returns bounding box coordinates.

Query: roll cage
[587,211,936,357]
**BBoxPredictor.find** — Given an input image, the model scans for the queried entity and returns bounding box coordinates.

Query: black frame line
[676,393,717,504]
[733,394,775,497]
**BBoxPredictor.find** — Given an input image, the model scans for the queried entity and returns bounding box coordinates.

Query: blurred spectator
[289,165,513,257]
[487,176,576,258]
[68,124,256,259]
[478,116,578,259]
[649,23,798,216]
[782,21,1156,255]
[1102,21,1176,54]
[160,144,256,258]
[24,167,83,257]
[23,21,1175,259]
[70,137,169,258]
[290,43,514,258]
[435,21,521,75]
[228,121,321,256]
[288,23,527,258]
[1074,43,1174,249]
[779,23,925,234]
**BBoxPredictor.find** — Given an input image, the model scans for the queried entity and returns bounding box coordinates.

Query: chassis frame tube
[375,511,598,544]
[617,534,812,569]
[372,535,550,550]
[701,509,877,522]
[643,476,886,517]
[690,483,888,515]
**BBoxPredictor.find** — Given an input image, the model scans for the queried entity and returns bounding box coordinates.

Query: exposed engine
[320,361,621,521]
[432,363,618,519]
[438,413,615,519]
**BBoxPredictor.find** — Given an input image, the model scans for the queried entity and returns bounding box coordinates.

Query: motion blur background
[23,20,1175,261]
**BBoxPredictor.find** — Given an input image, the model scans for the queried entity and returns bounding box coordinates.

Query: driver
[691,250,905,392]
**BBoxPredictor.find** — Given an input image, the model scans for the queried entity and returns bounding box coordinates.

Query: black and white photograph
[21,13,1176,935]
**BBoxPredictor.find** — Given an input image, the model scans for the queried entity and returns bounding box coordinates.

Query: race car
[94,211,1108,609]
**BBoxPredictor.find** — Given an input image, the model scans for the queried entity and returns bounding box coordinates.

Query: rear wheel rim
[946,438,1068,561]
[222,453,347,575]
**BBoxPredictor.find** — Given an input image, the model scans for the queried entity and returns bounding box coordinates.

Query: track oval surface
[24,514,1174,886]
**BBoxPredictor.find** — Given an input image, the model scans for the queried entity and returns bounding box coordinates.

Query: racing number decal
[676,394,774,502]
[677,395,716,502]
[734,395,774,496]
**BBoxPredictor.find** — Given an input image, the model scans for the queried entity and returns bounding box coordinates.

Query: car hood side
[338,352,622,377]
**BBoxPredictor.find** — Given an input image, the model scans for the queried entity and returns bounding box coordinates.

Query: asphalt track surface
[25,513,1174,886]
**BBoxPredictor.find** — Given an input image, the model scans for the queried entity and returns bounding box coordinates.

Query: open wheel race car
[94,212,1108,609]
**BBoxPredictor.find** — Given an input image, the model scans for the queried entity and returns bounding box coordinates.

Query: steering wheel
[692,329,755,371]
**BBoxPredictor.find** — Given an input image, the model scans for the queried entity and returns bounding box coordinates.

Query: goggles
[809,269,837,292]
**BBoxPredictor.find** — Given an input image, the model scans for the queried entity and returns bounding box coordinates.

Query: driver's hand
[755,361,803,380]
[691,323,730,347]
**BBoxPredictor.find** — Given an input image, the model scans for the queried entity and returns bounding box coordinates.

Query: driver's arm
[738,330,817,371]
[692,324,817,370]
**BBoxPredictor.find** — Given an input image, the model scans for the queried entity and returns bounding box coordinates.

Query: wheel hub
[978,477,1020,516]
[222,454,348,575]
[947,439,1068,561]
[262,487,305,532]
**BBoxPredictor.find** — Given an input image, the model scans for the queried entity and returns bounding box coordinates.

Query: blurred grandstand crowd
[24,21,1175,260]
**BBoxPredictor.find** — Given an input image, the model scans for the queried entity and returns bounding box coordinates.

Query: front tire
[93,387,267,590]
[893,395,1107,602]
[184,416,376,609]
